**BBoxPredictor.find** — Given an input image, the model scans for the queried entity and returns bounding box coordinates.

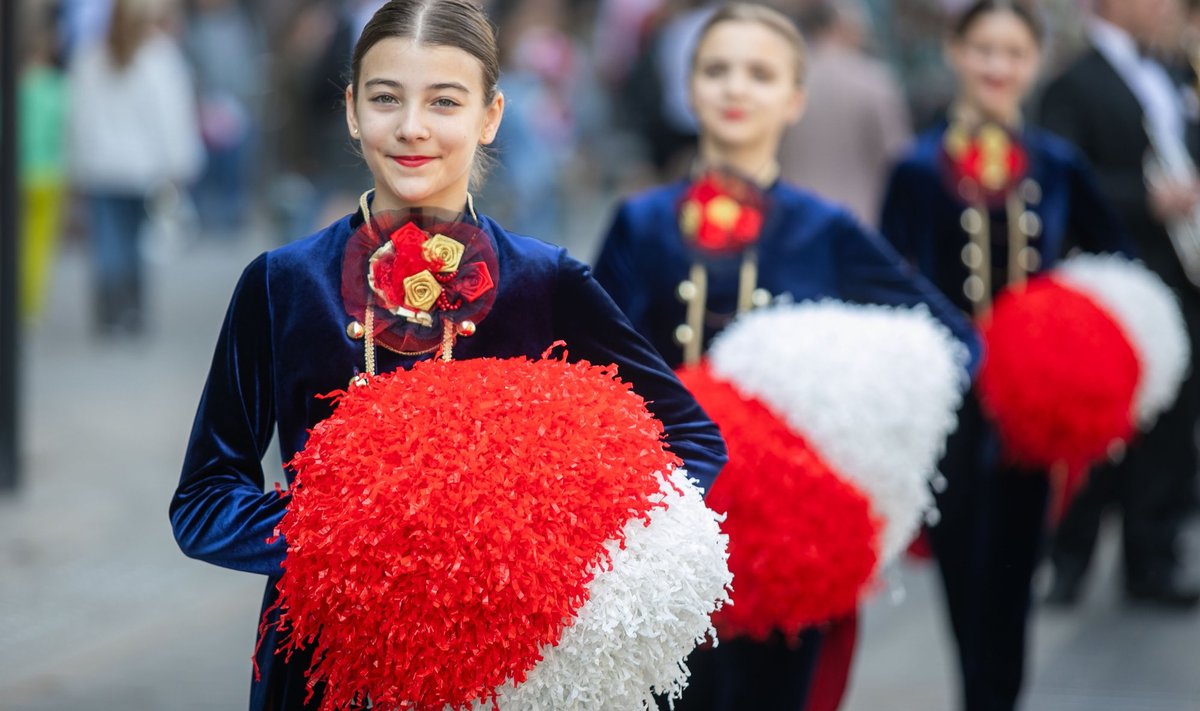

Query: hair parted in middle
[691,2,808,85]
[350,0,501,103]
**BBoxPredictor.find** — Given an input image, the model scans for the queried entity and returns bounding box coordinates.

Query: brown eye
[700,61,728,79]
[749,64,777,83]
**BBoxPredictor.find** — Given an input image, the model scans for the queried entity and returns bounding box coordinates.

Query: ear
[786,87,807,125]
[345,84,361,139]
[480,91,505,145]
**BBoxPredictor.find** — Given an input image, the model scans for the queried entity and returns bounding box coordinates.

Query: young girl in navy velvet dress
[170,2,725,709]
[879,3,1132,710]
[594,4,978,710]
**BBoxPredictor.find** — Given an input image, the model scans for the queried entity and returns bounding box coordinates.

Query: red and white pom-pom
[677,366,880,640]
[978,255,1188,471]
[261,355,731,711]
[1056,254,1190,428]
[707,301,969,563]
[978,277,1139,470]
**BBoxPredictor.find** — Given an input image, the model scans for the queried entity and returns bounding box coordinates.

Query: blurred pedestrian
[66,0,204,337]
[595,5,977,710]
[19,3,69,326]
[185,0,265,235]
[778,0,911,228]
[1039,0,1200,609]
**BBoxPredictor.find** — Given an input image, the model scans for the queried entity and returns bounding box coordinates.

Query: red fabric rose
[454,261,495,302]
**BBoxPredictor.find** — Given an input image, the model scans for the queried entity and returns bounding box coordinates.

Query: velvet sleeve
[592,203,651,334]
[834,213,983,376]
[554,251,728,493]
[170,253,289,576]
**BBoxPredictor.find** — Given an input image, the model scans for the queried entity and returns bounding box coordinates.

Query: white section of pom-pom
[1055,254,1190,428]
[707,301,969,563]
[474,468,733,710]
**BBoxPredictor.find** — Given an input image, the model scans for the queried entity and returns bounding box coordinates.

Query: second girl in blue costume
[879,3,1133,710]
[594,4,979,710]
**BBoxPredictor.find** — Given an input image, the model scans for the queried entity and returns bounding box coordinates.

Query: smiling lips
[393,155,435,168]
[722,108,747,121]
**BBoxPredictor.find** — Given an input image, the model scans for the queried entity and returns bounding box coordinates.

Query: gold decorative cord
[676,248,761,367]
[1006,191,1028,290]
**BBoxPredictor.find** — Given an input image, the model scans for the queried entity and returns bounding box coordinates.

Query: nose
[721,69,749,100]
[396,105,430,142]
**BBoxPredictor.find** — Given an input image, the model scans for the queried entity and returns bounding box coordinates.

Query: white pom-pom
[707,301,969,563]
[478,468,733,710]
[1055,254,1190,427]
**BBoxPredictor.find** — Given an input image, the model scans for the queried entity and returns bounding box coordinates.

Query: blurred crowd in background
[11,0,1200,336]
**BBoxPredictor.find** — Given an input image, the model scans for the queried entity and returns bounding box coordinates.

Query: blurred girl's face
[346,37,504,213]
[689,20,805,163]
[948,11,1040,124]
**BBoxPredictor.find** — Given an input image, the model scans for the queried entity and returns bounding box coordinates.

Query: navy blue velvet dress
[879,122,1133,711]
[595,178,979,711]
[170,208,728,710]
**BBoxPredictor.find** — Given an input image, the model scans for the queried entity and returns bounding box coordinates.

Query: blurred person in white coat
[67,0,204,338]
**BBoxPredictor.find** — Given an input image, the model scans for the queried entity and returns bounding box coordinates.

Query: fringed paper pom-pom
[706,301,968,563]
[262,355,730,711]
[677,366,879,640]
[1056,254,1190,428]
[978,277,1140,470]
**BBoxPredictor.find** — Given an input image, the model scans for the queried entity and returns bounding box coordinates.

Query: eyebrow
[363,78,472,93]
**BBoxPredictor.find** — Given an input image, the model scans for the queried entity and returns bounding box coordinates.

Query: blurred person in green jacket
[19,6,69,326]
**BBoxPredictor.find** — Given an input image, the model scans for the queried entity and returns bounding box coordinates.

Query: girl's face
[948,11,1040,124]
[346,37,503,213]
[689,20,805,160]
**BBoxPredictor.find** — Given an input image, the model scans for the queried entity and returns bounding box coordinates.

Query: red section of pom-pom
[263,356,679,710]
[677,366,879,640]
[978,277,1140,470]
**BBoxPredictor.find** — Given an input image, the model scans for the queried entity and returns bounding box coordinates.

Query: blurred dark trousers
[658,628,824,711]
[929,393,1049,711]
[1051,361,1200,591]
[87,192,147,332]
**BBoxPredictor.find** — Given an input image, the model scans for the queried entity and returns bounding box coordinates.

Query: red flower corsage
[678,169,766,253]
[940,121,1029,206]
[342,207,499,354]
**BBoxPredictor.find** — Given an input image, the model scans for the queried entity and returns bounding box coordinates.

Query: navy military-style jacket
[880,121,1134,313]
[594,178,982,372]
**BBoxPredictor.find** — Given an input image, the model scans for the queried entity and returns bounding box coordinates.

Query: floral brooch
[940,120,1029,206]
[678,169,766,253]
[342,207,499,355]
